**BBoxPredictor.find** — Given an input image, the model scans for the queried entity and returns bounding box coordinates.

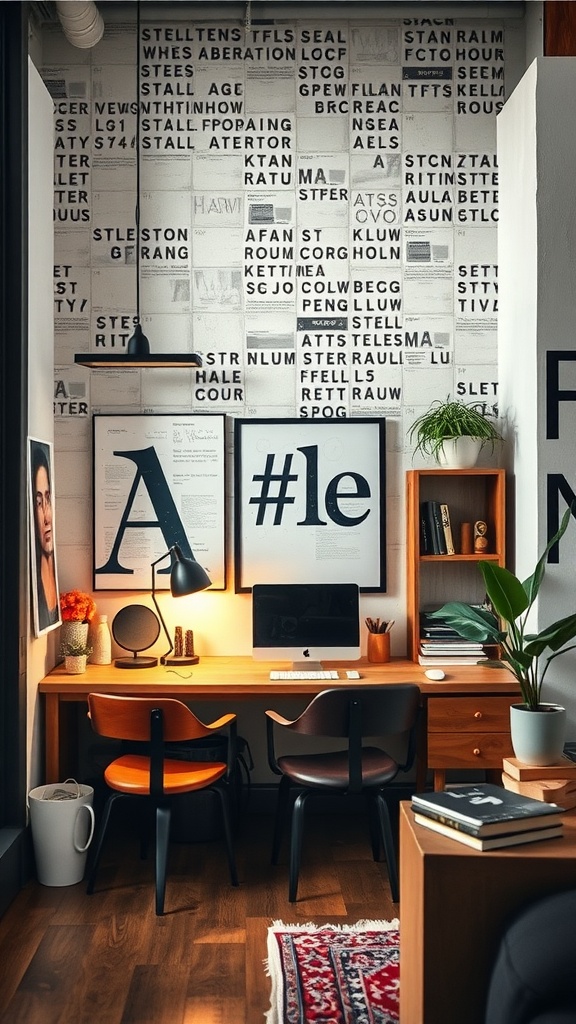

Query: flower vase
[90,614,112,665]
[60,620,89,650]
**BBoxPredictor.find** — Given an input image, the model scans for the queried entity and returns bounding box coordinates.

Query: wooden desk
[38,656,519,785]
[399,802,576,1024]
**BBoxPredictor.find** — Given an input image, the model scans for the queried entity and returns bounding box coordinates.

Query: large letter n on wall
[547,474,576,563]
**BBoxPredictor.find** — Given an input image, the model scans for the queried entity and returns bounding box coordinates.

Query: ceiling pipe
[55,1,104,48]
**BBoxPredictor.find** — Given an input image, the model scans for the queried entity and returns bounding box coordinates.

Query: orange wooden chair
[86,693,239,914]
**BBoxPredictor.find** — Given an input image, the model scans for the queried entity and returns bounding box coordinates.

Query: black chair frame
[87,704,238,915]
[266,684,421,903]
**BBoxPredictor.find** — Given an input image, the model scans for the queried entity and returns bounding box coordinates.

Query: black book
[421,501,447,555]
[420,503,431,554]
[413,813,564,851]
[411,783,565,837]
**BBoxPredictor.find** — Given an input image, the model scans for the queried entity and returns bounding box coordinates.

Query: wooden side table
[399,802,576,1024]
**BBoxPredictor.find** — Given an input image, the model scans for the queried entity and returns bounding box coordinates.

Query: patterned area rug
[265,919,400,1024]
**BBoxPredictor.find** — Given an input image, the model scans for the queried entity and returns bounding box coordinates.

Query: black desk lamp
[150,544,211,665]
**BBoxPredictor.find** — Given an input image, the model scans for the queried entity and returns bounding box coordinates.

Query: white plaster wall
[27,59,57,791]
[498,57,576,722]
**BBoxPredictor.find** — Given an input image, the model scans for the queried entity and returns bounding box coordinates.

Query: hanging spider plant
[408,397,503,463]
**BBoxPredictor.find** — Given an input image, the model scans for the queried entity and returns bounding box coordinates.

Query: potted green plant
[408,397,503,467]
[61,638,93,675]
[428,505,576,764]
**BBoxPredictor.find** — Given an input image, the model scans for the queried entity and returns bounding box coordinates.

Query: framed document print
[93,414,226,591]
[234,418,386,593]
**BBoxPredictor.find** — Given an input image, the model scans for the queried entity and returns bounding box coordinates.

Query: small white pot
[437,437,482,469]
[65,655,88,675]
[510,703,566,766]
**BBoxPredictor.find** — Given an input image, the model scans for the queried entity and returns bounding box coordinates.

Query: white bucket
[28,779,95,886]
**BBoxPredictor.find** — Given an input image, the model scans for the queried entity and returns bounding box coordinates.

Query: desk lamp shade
[151,544,211,666]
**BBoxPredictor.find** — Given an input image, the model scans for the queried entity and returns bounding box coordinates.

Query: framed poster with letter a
[233,417,386,593]
[93,414,226,590]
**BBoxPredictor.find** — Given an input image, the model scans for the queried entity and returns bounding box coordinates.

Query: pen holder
[367,631,390,664]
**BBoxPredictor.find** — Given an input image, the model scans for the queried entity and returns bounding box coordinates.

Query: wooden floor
[0,809,398,1024]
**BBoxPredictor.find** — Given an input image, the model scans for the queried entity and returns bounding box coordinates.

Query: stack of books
[502,753,576,810]
[411,782,565,850]
[418,612,488,666]
[420,500,454,555]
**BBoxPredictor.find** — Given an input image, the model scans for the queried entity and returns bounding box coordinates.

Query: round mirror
[112,605,160,668]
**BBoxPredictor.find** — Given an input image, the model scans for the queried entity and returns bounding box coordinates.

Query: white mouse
[424,668,446,681]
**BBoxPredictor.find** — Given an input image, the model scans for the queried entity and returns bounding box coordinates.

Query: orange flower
[59,589,97,622]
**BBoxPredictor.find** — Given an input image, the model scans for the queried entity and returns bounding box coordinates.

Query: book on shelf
[421,501,447,555]
[418,650,488,665]
[502,755,576,781]
[420,641,485,653]
[440,503,455,554]
[411,782,565,835]
[502,773,576,810]
[413,812,564,851]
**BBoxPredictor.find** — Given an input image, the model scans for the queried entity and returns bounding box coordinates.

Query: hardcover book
[421,501,447,555]
[413,812,564,851]
[411,782,565,836]
[440,503,455,555]
[502,756,576,781]
[502,773,576,810]
[418,652,488,666]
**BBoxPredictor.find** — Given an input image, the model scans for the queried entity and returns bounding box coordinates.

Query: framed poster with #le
[234,417,386,593]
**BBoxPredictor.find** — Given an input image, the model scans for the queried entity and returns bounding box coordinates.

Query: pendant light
[75,1,202,369]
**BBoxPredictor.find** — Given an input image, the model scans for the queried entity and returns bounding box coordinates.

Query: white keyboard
[269,670,340,680]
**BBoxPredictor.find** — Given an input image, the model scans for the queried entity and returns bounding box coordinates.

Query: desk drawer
[428,731,514,768]
[427,696,516,732]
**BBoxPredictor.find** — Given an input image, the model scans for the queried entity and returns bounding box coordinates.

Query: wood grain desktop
[399,802,576,1024]
[38,657,519,785]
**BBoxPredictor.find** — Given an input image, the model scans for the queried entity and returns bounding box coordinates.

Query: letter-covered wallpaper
[41,5,527,635]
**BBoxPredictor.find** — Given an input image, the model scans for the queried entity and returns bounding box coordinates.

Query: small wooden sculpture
[474,520,489,553]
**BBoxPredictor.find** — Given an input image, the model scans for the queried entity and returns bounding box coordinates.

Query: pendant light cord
[134,0,141,326]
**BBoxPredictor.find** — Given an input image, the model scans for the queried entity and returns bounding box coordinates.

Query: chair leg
[374,793,399,903]
[289,790,310,903]
[86,791,123,895]
[271,775,291,865]
[367,796,381,861]
[214,783,239,887]
[155,802,171,916]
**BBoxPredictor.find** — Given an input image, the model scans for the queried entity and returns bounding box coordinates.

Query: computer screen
[252,582,361,669]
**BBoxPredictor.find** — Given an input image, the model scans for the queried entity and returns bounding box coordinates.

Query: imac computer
[252,582,360,670]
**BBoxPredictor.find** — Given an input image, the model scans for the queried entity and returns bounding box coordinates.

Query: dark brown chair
[266,684,421,903]
[86,693,239,915]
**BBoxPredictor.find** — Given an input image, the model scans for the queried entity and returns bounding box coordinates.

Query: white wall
[27,59,56,790]
[498,57,576,723]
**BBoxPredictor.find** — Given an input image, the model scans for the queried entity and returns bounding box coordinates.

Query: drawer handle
[473,748,481,757]
[474,711,483,720]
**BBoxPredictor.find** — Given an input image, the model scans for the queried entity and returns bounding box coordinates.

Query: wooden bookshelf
[406,468,506,663]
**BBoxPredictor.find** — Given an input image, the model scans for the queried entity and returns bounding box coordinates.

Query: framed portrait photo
[234,417,386,593]
[93,414,226,591]
[28,437,61,636]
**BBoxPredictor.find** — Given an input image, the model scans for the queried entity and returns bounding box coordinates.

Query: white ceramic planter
[64,655,88,675]
[437,437,482,469]
[510,703,567,766]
